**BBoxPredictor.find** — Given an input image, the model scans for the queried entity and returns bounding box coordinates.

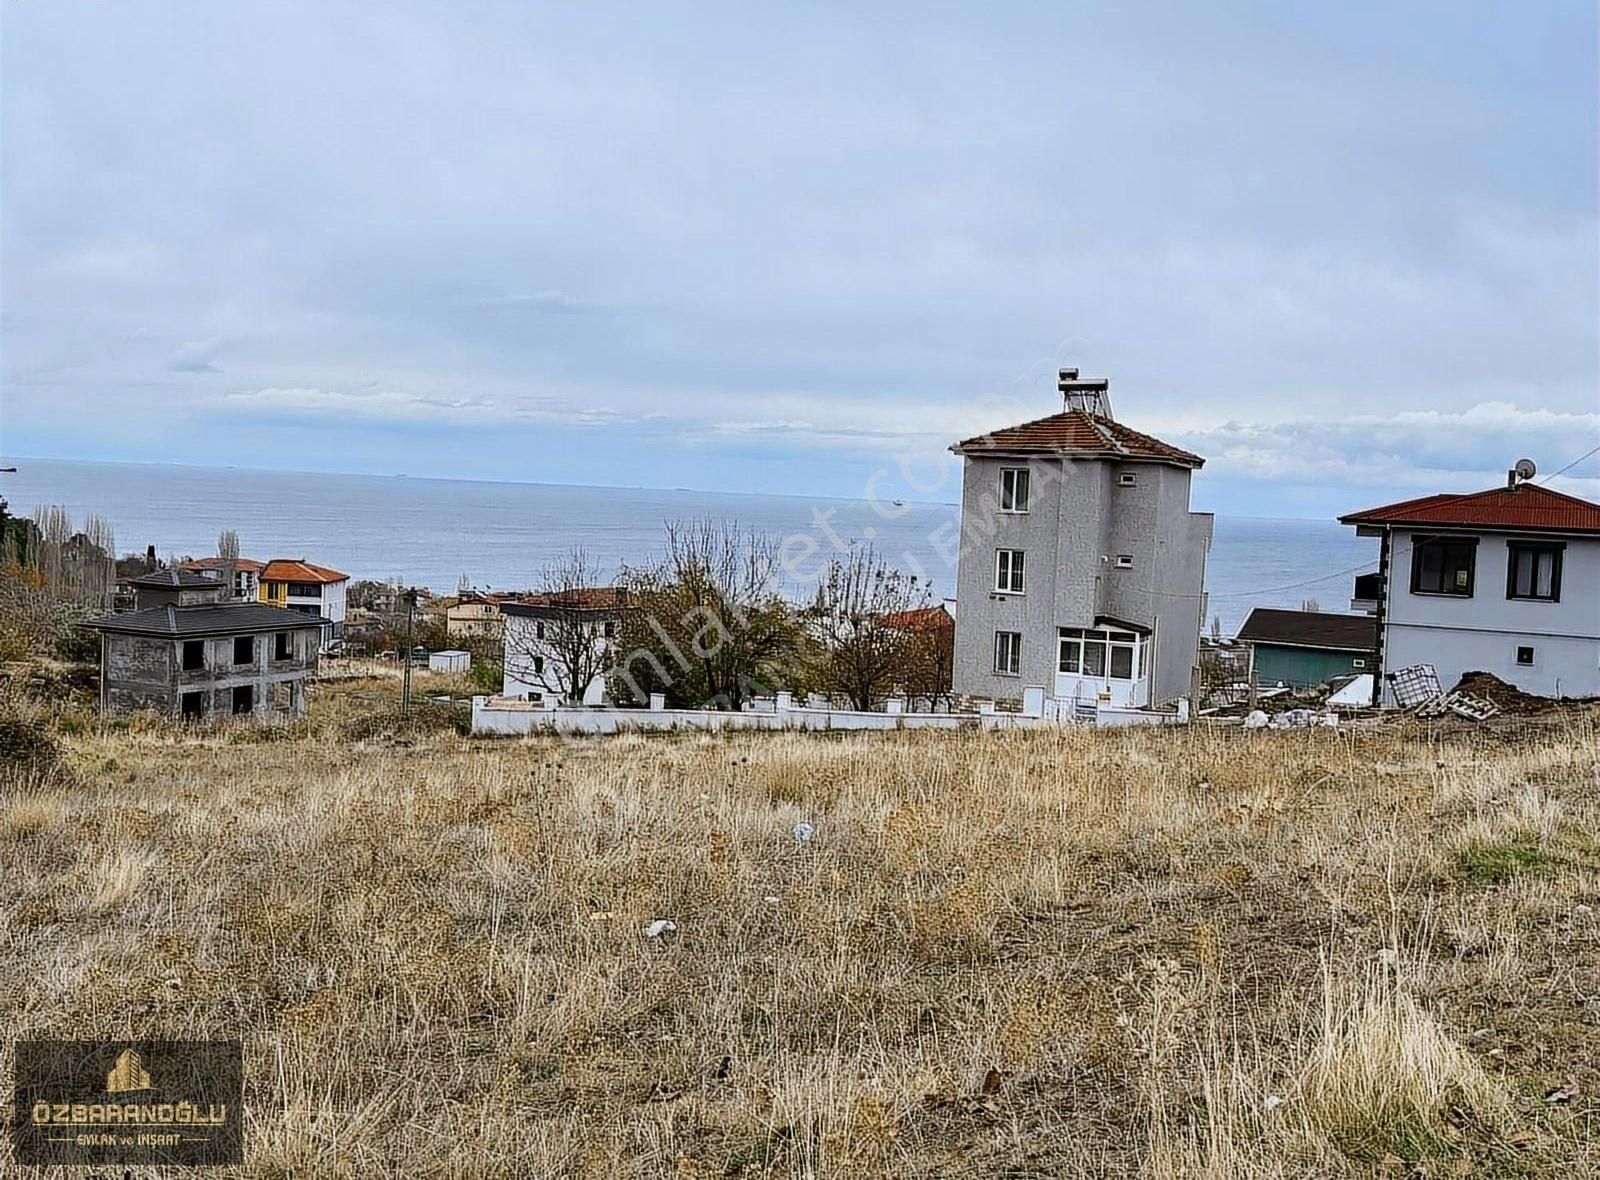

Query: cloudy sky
[3,1,1596,517]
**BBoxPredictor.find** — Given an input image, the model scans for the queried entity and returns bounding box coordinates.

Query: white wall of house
[1379,528,1600,699]
[281,578,347,639]
[501,612,611,703]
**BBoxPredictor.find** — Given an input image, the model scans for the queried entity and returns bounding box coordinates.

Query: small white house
[1340,469,1600,702]
[500,587,627,704]
[428,650,471,674]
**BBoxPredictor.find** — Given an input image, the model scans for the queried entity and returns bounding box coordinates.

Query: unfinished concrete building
[86,572,324,721]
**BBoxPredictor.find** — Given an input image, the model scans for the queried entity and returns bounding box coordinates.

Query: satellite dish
[1513,458,1537,482]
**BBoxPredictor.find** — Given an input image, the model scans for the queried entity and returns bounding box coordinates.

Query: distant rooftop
[952,409,1204,468]
[505,587,628,613]
[1340,482,1600,536]
[86,602,326,638]
[179,556,266,573]
[130,568,218,590]
[260,558,349,583]
[1236,608,1377,653]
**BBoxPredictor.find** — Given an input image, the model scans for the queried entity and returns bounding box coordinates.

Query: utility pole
[401,589,417,713]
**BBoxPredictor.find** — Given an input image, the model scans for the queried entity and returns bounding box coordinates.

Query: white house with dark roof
[948,369,1212,709]
[1340,466,1600,702]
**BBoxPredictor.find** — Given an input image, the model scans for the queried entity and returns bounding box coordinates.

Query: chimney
[146,544,157,570]
[1059,369,1114,419]
[1507,468,1518,489]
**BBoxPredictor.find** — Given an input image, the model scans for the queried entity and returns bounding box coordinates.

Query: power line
[1539,444,1600,484]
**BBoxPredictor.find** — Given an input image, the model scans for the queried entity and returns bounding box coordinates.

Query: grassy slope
[2,684,1598,1178]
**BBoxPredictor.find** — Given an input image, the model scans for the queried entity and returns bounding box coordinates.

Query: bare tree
[505,548,617,704]
[218,529,240,597]
[808,546,930,710]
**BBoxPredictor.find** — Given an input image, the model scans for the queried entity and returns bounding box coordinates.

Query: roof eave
[950,442,1203,468]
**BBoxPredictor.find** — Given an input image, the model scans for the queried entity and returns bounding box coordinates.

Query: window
[1117,472,1138,487]
[993,631,1022,675]
[233,635,255,666]
[603,620,617,639]
[1000,467,1030,512]
[288,582,323,598]
[1516,646,1535,666]
[995,549,1025,594]
[1352,658,1367,669]
[1506,542,1562,602]
[1410,536,1476,596]
[532,656,545,676]
[1058,627,1143,681]
[274,632,292,661]
[182,640,205,671]
[232,685,254,715]
[181,691,206,720]
[535,620,546,640]
[1113,554,1134,569]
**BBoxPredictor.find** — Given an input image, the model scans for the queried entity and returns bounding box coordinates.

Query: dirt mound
[1449,671,1557,716]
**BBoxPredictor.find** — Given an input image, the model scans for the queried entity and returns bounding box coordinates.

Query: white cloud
[168,339,222,373]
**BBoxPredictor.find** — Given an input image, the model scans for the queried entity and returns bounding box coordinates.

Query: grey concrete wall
[1379,528,1600,699]
[101,628,319,719]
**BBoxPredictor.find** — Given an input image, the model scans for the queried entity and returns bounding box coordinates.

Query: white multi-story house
[259,559,349,643]
[1340,468,1600,701]
[949,370,1212,709]
[500,587,628,704]
[178,556,265,600]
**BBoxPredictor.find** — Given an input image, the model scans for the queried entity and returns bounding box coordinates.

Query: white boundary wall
[471,691,1185,736]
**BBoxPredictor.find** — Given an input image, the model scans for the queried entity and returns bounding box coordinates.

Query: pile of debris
[1386,665,1574,723]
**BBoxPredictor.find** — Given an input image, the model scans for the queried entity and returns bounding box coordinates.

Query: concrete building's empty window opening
[1000,467,1030,512]
[233,635,254,665]
[1516,646,1536,666]
[182,640,205,671]
[232,685,253,715]
[181,691,205,719]
[274,632,292,660]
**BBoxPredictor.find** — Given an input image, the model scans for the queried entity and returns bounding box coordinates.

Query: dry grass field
[2,681,1598,1177]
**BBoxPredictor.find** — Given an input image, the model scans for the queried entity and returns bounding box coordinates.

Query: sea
[0,456,1375,633]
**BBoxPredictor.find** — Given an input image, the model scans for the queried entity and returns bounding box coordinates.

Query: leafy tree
[610,520,805,710]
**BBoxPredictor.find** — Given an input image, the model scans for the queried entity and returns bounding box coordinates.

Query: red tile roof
[882,606,954,633]
[952,410,1204,468]
[1339,483,1600,535]
[260,558,349,583]
[510,586,629,612]
[179,556,266,573]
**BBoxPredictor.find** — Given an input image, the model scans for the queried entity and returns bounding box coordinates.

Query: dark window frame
[993,630,1022,676]
[1409,535,1477,597]
[233,635,255,666]
[1505,540,1564,603]
[180,690,206,720]
[1515,645,1535,666]
[181,639,206,671]
[274,632,293,661]
[231,684,254,715]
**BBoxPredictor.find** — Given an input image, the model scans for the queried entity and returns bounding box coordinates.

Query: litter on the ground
[793,821,815,843]
[1243,710,1269,729]
[1388,663,1442,709]
[643,919,678,938]
[1417,690,1500,722]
